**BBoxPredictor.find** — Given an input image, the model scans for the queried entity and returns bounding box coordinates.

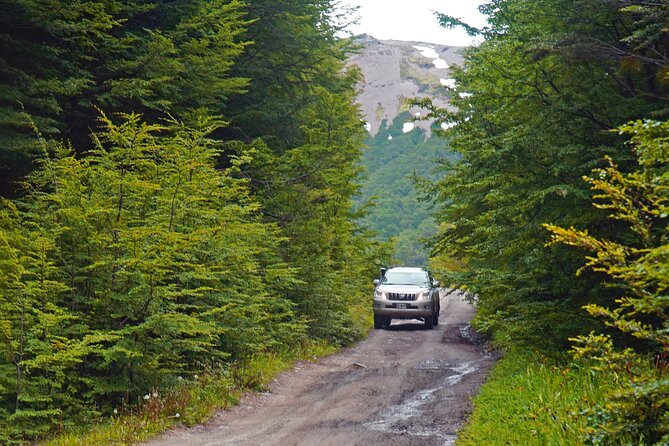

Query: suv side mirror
[433,280,440,288]
[373,278,380,286]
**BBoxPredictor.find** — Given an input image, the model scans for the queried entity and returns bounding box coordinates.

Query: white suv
[372,267,440,329]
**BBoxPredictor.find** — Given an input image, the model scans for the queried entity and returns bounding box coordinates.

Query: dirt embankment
[144,290,496,446]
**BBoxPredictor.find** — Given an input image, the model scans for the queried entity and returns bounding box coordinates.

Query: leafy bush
[0,113,305,441]
[547,120,669,444]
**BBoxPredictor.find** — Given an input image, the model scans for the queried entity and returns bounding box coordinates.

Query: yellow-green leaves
[0,114,305,441]
[547,120,669,443]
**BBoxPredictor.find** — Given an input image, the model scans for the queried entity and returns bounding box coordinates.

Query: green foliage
[0,0,249,195]
[547,120,669,444]
[0,114,305,441]
[223,0,355,148]
[428,2,669,444]
[0,1,387,441]
[221,1,390,344]
[231,83,383,345]
[356,115,456,266]
[458,349,640,445]
[434,12,480,37]
[423,0,669,351]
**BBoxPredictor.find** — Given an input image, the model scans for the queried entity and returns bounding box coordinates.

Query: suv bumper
[373,299,434,319]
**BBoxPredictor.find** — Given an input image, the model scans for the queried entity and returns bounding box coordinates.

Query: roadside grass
[456,349,622,446]
[40,340,337,446]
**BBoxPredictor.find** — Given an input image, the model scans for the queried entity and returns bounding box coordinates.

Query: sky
[337,0,487,47]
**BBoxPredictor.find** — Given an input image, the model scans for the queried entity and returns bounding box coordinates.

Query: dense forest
[0,1,390,442]
[424,0,669,443]
[4,0,669,444]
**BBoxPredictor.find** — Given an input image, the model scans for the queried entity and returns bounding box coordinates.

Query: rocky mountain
[349,35,464,137]
[349,36,465,266]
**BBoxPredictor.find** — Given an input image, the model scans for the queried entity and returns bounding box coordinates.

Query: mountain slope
[350,37,463,265]
[350,35,463,136]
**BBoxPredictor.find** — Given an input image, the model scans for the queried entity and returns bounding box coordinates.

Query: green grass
[40,340,337,446]
[457,350,613,446]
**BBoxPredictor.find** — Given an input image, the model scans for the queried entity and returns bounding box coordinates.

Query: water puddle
[415,358,451,370]
[364,360,481,440]
[442,434,458,445]
[444,361,479,386]
[458,325,475,342]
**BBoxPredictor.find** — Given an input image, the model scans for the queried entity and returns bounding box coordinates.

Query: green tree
[547,119,669,445]
[423,0,669,349]
[233,83,381,344]
[223,0,354,147]
[0,0,249,195]
[222,1,387,342]
[0,113,305,440]
[0,202,75,438]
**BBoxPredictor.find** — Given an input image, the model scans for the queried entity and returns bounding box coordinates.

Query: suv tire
[374,315,385,329]
[424,315,434,329]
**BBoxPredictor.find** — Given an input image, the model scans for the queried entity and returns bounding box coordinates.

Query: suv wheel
[424,315,434,329]
[374,315,385,329]
[434,308,440,325]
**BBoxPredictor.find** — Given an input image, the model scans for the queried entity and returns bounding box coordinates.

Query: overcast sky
[337,0,487,46]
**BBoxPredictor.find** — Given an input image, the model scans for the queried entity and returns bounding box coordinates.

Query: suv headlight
[417,291,430,300]
[374,289,386,300]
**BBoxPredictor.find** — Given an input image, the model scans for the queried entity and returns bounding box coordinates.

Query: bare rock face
[349,35,464,137]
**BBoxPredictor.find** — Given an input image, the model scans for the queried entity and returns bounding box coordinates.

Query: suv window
[381,270,430,286]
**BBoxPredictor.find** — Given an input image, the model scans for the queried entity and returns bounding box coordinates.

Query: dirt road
[145,290,496,446]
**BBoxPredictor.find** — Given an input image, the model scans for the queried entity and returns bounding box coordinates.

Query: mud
[144,290,497,446]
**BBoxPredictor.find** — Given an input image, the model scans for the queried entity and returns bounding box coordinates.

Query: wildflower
[113,408,118,414]
[194,374,198,380]
[152,392,158,398]
[175,413,180,418]
[178,376,183,381]
[144,394,150,400]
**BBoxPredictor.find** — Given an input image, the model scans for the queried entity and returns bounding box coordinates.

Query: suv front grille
[388,292,417,301]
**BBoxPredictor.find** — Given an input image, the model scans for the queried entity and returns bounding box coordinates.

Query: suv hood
[377,284,429,293]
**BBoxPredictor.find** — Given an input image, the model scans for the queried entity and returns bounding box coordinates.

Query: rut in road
[144,290,496,446]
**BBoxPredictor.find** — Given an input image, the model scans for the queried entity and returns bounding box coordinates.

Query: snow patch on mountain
[412,45,450,69]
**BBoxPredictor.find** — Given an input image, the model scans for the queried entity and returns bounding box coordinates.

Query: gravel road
[144,290,496,446]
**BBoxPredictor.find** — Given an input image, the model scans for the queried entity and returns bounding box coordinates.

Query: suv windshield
[382,270,430,286]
